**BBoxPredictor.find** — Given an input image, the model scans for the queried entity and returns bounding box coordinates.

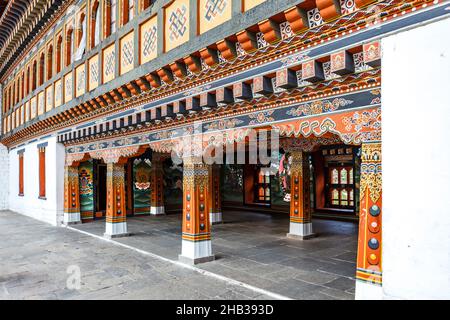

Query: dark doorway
[96,163,107,218]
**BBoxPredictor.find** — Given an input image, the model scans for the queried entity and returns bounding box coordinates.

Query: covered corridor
[72,210,357,300]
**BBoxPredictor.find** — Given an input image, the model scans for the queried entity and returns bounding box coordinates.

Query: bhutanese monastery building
[0,0,449,299]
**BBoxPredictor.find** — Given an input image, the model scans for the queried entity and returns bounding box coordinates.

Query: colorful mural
[272,152,290,206]
[133,159,151,215]
[79,160,94,220]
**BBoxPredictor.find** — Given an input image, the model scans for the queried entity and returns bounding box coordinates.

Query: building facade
[0,0,449,299]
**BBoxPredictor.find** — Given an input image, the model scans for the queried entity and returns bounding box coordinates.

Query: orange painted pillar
[287,150,315,239]
[104,162,129,238]
[179,158,214,264]
[208,164,222,224]
[356,142,382,294]
[150,153,165,215]
[63,165,81,225]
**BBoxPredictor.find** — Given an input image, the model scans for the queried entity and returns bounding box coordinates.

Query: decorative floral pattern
[256,32,268,49]
[342,108,381,132]
[248,110,275,125]
[280,21,294,39]
[307,8,324,28]
[340,0,357,15]
[287,98,353,117]
[204,118,243,131]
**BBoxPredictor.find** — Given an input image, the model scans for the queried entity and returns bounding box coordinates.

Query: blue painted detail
[368,238,379,250]
[57,128,72,134]
[76,122,96,130]
[106,109,135,121]
[369,205,381,217]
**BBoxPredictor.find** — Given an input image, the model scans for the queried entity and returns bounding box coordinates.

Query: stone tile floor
[0,209,357,300]
[71,210,358,300]
[0,210,275,300]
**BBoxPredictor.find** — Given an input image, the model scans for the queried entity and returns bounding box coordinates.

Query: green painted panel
[79,160,94,220]
[133,159,151,214]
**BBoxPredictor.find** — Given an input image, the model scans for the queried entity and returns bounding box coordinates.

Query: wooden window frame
[18,152,24,196]
[39,52,45,86]
[56,35,63,73]
[140,0,152,12]
[327,165,355,209]
[104,0,117,38]
[254,165,271,204]
[47,45,53,80]
[21,71,25,100]
[90,0,100,48]
[32,60,37,91]
[66,27,74,67]
[38,146,46,199]
[26,65,30,95]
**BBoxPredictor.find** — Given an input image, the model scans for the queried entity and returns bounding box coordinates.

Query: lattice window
[255,166,271,203]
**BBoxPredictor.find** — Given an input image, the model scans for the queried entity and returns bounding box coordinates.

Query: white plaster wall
[8,136,65,226]
[0,83,9,211]
[0,143,9,210]
[382,17,450,299]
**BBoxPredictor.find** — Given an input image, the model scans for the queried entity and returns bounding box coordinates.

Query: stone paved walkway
[72,210,358,300]
[0,210,275,300]
[0,210,357,300]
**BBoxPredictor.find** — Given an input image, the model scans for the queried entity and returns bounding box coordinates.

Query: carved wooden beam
[128,81,141,95]
[136,77,151,91]
[236,30,257,53]
[330,50,355,75]
[157,67,174,84]
[199,47,219,67]
[258,19,281,44]
[110,90,123,101]
[169,61,187,79]
[315,0,341,21]
[184,54,202,73]
[302,60,325,82]
[216,39,236,61]
[145,73,161,88]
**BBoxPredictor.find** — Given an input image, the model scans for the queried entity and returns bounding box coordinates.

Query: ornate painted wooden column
[104,161,129,238]
[63,165,81,225]
[208,164,222,224]
[356,142,382,297]
[150,153,165,215]
[179,157,215,264]
[286,149,315,239]
[89,145,144,237]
